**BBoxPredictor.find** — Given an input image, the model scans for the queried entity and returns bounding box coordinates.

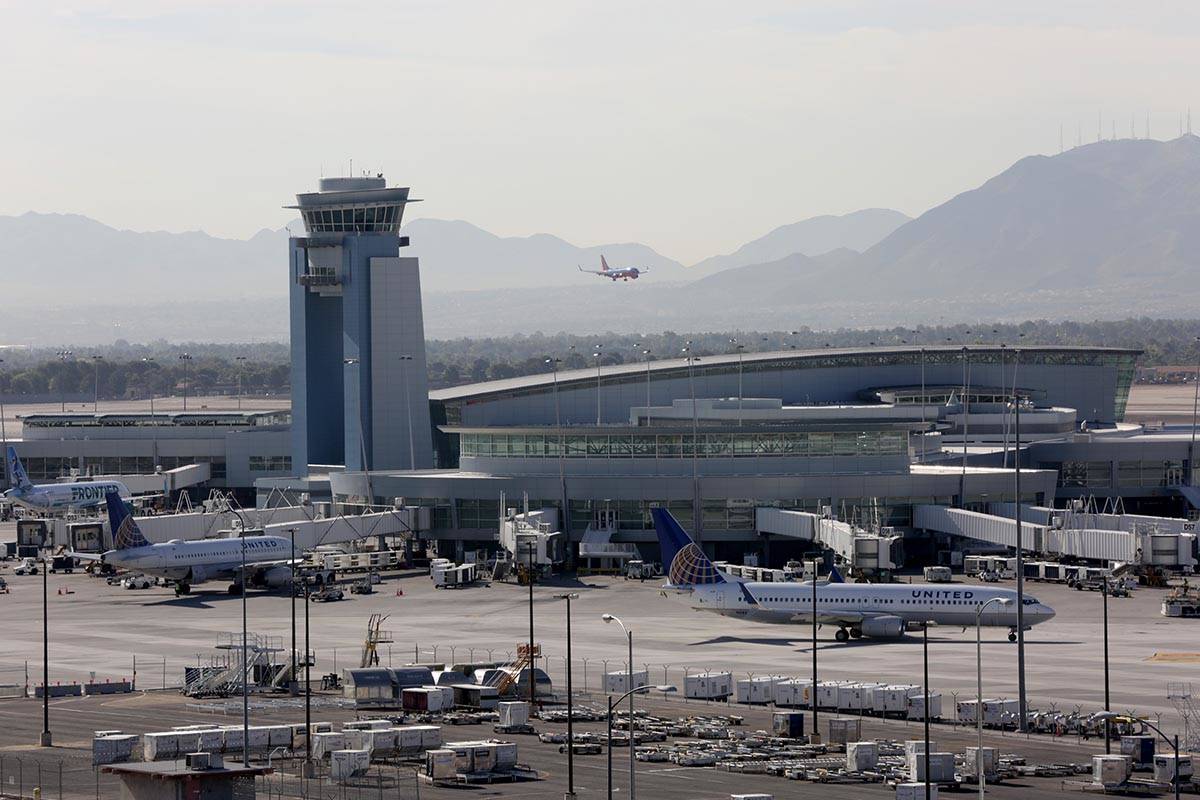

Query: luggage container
[604,670,649,695]
[448,744,475,772]
[1093,755,1131,788]
[837,683,880,712]
[342,729,373,752]
[394,727,423,753]
[956,699,986,725]
[904,740,934,761]
[873,685,919,716]
[471,744,496,772]
[685,671,732,700]
[93,734,139,766]
[451,683,499,710]
[812,681,843,710]
[406,724,442,749]
[982,698,1019,727]
[198,729,225,753]
[143,732,180,761]
[267,725,293,747]
[827,718,861,745]
[1153,754,1193,784]
[773,679,811,708]
[344,719,394,731]
[246,726,271,751]
[498,701,529,728]
[311,732,345,759]
[402,687,446,712]
[493,741,518,768]
[965,747,998,781]
[330,749,371,781]
[908,752,955,783]
[906,692,942,721]
[772,712,804,738]
[1120,734,1155,768]
[896,784,939,800]
[222,727,244,753]
[426,749,457,780]
[174,731,202,754]
[736,675,786,704]
[371,728,397,752]
[923,566,952,583]
[846,741,879,772]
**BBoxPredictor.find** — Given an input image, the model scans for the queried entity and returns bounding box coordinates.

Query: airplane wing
[577,266,604,275]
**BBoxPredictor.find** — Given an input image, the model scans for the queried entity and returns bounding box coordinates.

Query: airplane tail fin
[828,565,845,583]
[651,508,725,586]
[106,491,149,550]
[600,255,609,271]
[6,446,32,491]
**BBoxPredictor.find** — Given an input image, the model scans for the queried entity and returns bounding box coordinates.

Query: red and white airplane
[578,255,648,281]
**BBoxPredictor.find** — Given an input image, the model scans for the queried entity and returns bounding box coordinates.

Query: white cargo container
[311,731,345,759]
[837,683,881,712]
[873,685,919,715]
[426,749,457,779]
[773,679,811,708]
[965,747,999,781]
[267,725,293,748]
[896,783,939,800]
[342,729,372,752]
[402,687,447,712]
[604,670,649,695]
[846,741,879,772]
[1153,754,1193,784]
[143,732,179,761]
[246,726,271,751]
[498,701,530,727]
[394,727,423,753]
[1093,755,1131,788]
[370,728,397,752]
[222,727,244,752]
[493,742,518,768]
[904,740,934,760]
[198,729,224,753]
[982,698,1019,727]
[685,671,733,700]
[472,744,496,772]
[906,692,942,721]
[402,725,442,750]
[344,719,394,731]
[956,699,983,725]
[736,675,786,704]
[330,749,371,781]
[93,734,139,766]
[827,718,861,745]
[909,752,955,783]
[923,566,952,583]
[175,732,201,754]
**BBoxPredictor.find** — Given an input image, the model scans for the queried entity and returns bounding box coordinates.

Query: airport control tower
[287,176,433,475]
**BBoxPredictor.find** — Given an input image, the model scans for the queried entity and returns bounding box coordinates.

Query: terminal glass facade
[459,430,909,459]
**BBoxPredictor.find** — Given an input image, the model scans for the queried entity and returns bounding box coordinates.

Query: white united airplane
[651,508,1055,642]
[5,446,130,511]
[96,491,298,596]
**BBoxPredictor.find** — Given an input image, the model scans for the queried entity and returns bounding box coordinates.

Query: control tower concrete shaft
[287,176,433,477]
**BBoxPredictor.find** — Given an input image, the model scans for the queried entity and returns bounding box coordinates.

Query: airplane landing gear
[1008,629,1018,643]
[227,582,243,596]
[835,628,850,642]
[849,628,863,639]
[175,582,191,596]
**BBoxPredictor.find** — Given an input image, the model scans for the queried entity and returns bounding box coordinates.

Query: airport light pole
[642,349,652,410]
[229,507,251,766]
[56,350,72,412]
[557,593,579,800]
[141,358,157,415]
[729,339,745,426]
[602,614,635,800]
[91,355,103,413]
[398,355,416,469]
[235,356,247,411]
[683,346,701,536]
[593,347,603,425]
[1012,383,1029,732]
[40,541,50,746]
[527,541,537,707]
[1190,336,1200,485]
[0,358,7,489]
[289,527,297,695]
[178,353,193,411]
[302,575,313,777]
[922,621,933,800]
[1102,576,1111,754]
[976,597,1011,799]
[810,555,820,743]
[604,685,674,800]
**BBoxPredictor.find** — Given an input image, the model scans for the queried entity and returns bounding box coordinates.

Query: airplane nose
[1039,605,1056,622]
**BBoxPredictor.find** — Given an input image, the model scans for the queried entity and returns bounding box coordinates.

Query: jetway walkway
[914,504,1197,569]
[755,508,902,572]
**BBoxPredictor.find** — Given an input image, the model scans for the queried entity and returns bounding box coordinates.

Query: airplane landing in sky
[578,255,648,281]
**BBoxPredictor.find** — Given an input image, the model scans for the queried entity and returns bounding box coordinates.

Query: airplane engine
[860,616,905,638]
[187,565,209,585]
[249,564,293,589]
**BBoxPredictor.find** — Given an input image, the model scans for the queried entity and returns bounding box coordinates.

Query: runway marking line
[1145,652,1200,663]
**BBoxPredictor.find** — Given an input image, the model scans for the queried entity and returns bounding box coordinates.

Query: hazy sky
[5,1,1200,263]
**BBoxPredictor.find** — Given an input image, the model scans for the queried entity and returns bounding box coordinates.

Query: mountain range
[3,135,1200,342]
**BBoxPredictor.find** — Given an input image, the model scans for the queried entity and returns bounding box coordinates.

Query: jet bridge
[755,507,903,573]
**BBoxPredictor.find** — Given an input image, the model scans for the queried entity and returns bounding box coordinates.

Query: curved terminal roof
[430,344,1140,404]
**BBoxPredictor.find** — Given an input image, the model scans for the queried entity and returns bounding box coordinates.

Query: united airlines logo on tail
[114,514,149,550]
[668,542,725,586]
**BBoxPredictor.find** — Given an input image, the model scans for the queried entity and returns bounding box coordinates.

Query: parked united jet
[4,446,130,512]
[651,508,1055,642]
[578,255,648,282]
[95,491,297,596]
